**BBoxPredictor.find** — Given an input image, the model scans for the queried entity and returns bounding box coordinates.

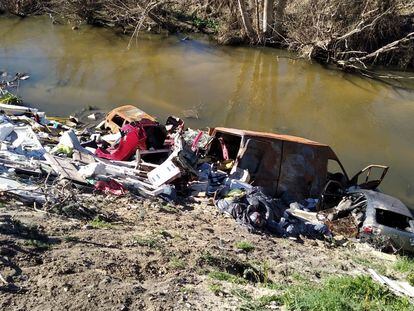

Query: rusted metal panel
[237,138,282,197]
[209,127,343,201]
[213,127,328,147]
[277,141,329,201]
[105,105,156,133]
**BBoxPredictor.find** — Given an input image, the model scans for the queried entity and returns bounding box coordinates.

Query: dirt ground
[0,194,402,310]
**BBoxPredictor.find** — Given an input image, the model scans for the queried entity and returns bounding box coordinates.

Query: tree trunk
[237,0,257,42]
[275,0,287,34]
[262,0,274,34]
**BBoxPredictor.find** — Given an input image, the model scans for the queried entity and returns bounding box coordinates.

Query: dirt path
[0,195,398,310]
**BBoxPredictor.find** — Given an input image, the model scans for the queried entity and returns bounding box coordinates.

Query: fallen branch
[349,32,414,64]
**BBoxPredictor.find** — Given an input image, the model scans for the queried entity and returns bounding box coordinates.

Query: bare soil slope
[0,194,402,310]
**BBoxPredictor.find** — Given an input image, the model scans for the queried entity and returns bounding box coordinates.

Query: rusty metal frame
[349,164,389,189]
[105,105,155,133]
[209,127,349,201]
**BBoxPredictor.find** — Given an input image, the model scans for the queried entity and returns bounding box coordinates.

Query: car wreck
[0,104,413,253]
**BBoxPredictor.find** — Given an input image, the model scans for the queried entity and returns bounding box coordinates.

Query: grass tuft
[394,256,414,273]
[133,235,160,248]
[239,294,281,311]
[235,241,255,253]
[208,283,223,295]
[169,257,186,270]
[394,256,414,286]
[24,239,52,250]
[282,275,412,310]
[89,216,112,229]
[209,271,247,285]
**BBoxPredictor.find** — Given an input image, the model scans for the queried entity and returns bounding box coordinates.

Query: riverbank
[1,0,413,74]
[1,73,414,309]
[1,194,414,310]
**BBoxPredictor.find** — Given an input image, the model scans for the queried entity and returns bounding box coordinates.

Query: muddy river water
[1,16,414,207]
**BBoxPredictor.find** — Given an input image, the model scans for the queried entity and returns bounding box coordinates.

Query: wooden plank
[44,153,87,184]
[73,150,97,164]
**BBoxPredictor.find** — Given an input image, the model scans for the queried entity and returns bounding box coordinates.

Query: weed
[408,273,414,286]
[0,91,22,105]
[64,236,80,243]
[89,217,112,229]
[291,271,309,283]
[133,235,160,248]
[235,241,255,253]
[158,204,178,214]
[192,16,219,31]
[394,256,414,286]
[208,271,247,285]
[263,282,286,291]
[394,256,414,274]
[352,255,387,275]
[180,285,194,294]
[170,257,186,270]
[199,251,217,264]
[158,229,173,239]
[24,239,52,250]
[208,283,223,295]
[282,275,412,310]
[240,295,281,311]
[230,287,252,300]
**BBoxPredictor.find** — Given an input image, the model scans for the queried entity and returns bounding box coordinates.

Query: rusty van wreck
[206,127,414,252]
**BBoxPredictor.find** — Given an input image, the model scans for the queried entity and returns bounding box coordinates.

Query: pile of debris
[1,98,413,252]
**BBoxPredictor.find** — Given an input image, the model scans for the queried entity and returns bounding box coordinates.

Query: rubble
[0,98,413,252]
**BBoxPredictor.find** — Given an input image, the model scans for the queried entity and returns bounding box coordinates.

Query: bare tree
[237,0,257,42]
[275,0,287,34]
[262,0,274,34]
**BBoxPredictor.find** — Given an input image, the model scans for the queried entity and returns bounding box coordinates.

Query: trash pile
[1,96,413,250]
[0,102,322,237]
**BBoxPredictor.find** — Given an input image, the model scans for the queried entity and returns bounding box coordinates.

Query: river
[1,16,414,207]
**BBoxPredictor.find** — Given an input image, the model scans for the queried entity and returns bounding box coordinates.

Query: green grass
[239,295,282,311]
[394,256,414,273]
[24,239,52,250]
[158,229,173,239]
[158,204,179,214]
[230,287,253,300]
[282,275,413,311]
[208,283,223,295]
[193,17,219,31]
[408,273,414,286]
[209,271,247,285]
[0,91,22,105]
[180,285,195,294]
[133,235,160,248]
[169,257,186,270]
[89,217,112,229]
[394,256,414,286]
[235,241,255,253]
[352,255,387,275]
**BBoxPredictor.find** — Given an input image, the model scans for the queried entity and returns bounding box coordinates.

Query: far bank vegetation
[1,0,413,72]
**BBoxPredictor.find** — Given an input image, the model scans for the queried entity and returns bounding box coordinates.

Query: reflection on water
[1,16,414,207]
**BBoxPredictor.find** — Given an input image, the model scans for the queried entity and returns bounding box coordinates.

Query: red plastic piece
[95,123,147,161]
[94,179,127,195]
[362,225,373,234]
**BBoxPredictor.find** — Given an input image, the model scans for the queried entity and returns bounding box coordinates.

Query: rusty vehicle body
[105,105,155,133]
[207,127,350,202]
[205,127,414,251]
